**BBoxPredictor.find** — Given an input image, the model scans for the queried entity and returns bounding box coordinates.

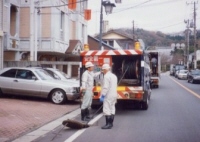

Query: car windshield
[35,69,54,80]
[57,70,70,79]
[175,65,185,70]
[191,70,200,75]
[179,70,188,73]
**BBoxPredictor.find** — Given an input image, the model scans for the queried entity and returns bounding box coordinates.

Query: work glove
[100,95,105,102]
[81,89,86,96]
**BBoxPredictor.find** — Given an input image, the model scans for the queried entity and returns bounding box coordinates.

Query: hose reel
[122,59,139,79]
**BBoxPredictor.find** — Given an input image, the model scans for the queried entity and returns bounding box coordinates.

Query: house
[98,29,135,50]
[1,0,89,77]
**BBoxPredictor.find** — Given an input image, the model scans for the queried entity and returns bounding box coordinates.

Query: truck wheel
[141,98,149,110]
[50,89,66,104]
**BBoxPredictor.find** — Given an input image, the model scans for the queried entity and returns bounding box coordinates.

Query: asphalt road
[33,73,200,142]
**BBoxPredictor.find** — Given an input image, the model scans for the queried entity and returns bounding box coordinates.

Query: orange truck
[80,49,151,110]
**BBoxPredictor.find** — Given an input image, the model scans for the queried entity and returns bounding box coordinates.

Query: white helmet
[85,62,94,68]
[102,64,110,70]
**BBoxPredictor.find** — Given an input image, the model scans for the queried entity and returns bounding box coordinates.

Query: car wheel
[50,89,66,104]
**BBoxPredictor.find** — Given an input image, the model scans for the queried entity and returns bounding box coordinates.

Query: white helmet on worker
[85,61,94,68]
[102,64,110,70]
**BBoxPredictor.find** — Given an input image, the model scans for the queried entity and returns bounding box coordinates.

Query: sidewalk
[0,97,79,142]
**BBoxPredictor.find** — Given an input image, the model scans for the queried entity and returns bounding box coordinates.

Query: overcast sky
[87,0,200,35]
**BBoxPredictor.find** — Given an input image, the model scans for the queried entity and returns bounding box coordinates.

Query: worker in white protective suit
[81,61,102,121]
[100,63,118,129]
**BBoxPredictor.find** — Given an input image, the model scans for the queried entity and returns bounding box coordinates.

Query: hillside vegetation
[114,28,200,47]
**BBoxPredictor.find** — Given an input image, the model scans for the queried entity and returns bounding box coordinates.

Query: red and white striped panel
[80,49,143,56]
[125,86,143,91]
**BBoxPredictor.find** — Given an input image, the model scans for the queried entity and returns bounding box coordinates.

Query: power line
[113,0,184,14]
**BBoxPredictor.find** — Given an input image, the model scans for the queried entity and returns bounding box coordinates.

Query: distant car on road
[177,69,188,80]
[172,64,185,76]
[0,67,80,104]
[187,69,200,83]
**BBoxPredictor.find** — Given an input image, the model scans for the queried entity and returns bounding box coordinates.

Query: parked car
[177,69,188,79]
[175,70,179,78]
[0,67,80,104]
[172,64,185,76]
[187,69,200,83]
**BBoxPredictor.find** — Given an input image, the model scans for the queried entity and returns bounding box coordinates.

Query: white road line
[64,113,103,142]
[170,77,200,99]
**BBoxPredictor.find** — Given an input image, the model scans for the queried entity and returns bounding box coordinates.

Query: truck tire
[141,101,148,110]
[141,94,149,110]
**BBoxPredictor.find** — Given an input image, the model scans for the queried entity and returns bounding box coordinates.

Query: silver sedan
[0,67,80,104]
[177,69,188,80]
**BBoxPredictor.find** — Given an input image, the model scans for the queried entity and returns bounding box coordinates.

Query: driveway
[0,96,79,142]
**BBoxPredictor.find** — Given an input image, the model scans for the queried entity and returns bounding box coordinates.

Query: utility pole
[99,0,103,50]
[132,20,135,49]
[30,0,35,61]
[186,1,198,69]
[184,19,190,68]
[193,1,197,68]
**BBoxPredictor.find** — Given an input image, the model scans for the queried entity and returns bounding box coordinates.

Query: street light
[99,0,116,50]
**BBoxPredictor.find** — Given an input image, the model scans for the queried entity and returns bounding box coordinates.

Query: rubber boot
[85,108,91,119]
[110,114,114,127]
[101,116,112,129]
[81,109,90,121]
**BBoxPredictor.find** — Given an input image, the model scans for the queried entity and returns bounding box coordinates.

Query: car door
[12,69,42,96]
[0,69,17,94]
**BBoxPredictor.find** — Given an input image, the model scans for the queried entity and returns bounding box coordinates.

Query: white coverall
[81,70,101,109]
[101,71,118,115]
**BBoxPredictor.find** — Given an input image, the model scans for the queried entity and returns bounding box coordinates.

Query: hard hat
[102,64,110,70]
[85,62,94,68]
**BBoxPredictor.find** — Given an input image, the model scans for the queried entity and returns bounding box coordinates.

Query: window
[0,69,17,78]
[16,70,35,80]
[109,40,114,47]
[60,11,65,40]
[10,5,18,37]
